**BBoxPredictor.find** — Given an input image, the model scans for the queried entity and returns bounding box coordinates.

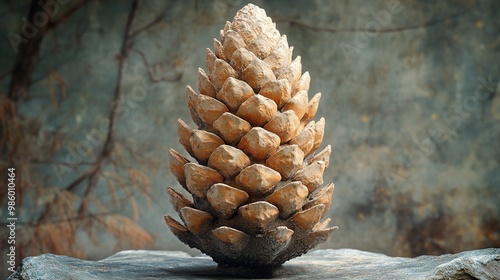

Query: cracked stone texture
[0,0,499,273]
[7,249,500,280]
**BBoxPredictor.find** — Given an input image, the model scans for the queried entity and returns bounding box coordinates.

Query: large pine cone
[164,3,336,276]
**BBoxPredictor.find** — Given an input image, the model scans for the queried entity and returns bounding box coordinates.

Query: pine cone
[164,3,336,276]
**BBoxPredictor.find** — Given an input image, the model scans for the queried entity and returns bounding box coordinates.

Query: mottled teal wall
[1,0,498,262]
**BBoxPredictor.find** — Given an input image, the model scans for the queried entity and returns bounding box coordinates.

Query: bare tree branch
[44,0,89,34]
[7,0,45,102]
[277,11,469,34]
[41,0,163,224]
[129,0,177,39]
[7,0,89,102]
[76,0,141,217]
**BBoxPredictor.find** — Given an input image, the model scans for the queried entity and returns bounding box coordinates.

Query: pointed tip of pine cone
[164,215,188,233]
[235,3,267,17]
[167,187,194,212]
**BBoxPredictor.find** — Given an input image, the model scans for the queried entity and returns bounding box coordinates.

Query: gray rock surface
[1,1,499,261]
[7,248,500,280]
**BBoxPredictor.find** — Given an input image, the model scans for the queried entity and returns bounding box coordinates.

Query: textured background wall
[1,0,499,272]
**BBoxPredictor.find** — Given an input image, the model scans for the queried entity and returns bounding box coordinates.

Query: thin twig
[277,11,469,34]
[116,137,164,164]
[65,169,93,192]
[99,171,140,205]
[129,0,177,38]
[130,48,183,83]
[44,0,89,34]
[30,17,90,86]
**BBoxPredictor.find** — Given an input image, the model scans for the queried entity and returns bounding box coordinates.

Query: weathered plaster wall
[1,0,499,262]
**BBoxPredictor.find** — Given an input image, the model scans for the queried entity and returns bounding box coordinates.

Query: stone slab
[7,248,500,279]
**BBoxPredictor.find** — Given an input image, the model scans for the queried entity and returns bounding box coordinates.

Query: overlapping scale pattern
[164,4,336,275]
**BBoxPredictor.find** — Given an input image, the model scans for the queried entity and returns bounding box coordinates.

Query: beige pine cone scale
[165,4,336,276]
